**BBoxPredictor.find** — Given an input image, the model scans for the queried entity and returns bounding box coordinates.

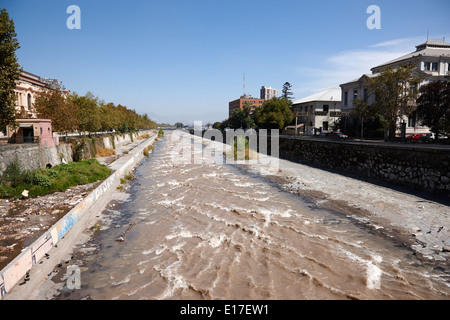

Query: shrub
[0,159,111,199]
[96,146,116,157]
[2,158,24,187]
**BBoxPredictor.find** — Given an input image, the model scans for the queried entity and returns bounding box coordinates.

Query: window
[424,62,431,71]
[344,91,348,105]
[353,90,358,100]
[432,62,438,71]
[322,121,329,131]
[323,105,329,113]
[408,113,416,127]
[27,94,32,111]
[363,89,368,102]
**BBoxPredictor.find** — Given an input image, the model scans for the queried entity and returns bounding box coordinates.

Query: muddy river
[52,131,449,300]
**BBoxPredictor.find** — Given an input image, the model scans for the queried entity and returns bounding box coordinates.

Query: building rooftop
[371,39,450,72]
[340,73,380,87]
[292,88,341,104]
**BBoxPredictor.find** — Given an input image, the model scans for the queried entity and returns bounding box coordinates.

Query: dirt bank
[0,182,101,270]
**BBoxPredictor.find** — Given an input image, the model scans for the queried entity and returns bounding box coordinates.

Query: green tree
[281,82,294,100]
[34,83,79,133]
[253,97,293,130]
[98,102,119,132]
[174,122,184,129]
[416,80,450,137]
[0,9,21,129]
[228,107,255,130]
[69,92,101,134]
[365,65,422,140]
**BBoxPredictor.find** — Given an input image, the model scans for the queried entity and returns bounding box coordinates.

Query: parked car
[326,132,348,140]
[429,133,449,141]
[406,133,431,142]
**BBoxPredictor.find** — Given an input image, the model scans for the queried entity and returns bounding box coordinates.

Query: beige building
[1,71,62,146]
[13,71,50,118]
[340,38,450,136]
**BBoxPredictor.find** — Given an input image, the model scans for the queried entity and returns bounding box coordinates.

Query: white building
[291,88,342,135]
[260,86,278,100]
[340,38,450,136]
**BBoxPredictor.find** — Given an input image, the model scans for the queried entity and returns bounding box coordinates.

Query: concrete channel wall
[0,133,158,299]
[278,137,450,199]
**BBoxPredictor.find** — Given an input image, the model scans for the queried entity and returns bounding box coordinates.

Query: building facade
[13,71,50,119]
[291,88,342,135]
[340,38,450,136]
[260,86,278,100]
[2,70,61,146]
[229,95,265,116]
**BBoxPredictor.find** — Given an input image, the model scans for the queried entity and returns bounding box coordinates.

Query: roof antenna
[426,30,429,41]
[243,72,246,96]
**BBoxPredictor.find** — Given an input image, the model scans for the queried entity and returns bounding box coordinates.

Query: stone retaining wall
[0,131,152,175]
[0,143,73,175]
[279,138,450,199]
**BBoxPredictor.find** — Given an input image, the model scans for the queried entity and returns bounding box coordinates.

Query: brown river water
[53,131,449,300]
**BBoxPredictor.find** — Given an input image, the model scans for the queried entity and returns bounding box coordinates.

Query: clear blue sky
[3,0,450,124]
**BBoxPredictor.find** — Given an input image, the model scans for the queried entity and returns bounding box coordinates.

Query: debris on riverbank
[0,182,101,270]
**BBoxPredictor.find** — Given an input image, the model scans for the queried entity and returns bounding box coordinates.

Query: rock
[323,216,342,225]
[443,246,450,253]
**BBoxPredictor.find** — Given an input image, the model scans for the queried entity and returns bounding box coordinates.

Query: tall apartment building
[260,86,278,100]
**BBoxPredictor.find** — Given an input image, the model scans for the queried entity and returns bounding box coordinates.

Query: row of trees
[0,9,156,135]
[33,86,158,134]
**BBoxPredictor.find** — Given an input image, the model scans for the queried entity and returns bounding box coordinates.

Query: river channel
[52,131,449,300]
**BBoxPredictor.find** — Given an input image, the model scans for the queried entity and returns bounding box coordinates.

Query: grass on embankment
[0,158,112,199]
